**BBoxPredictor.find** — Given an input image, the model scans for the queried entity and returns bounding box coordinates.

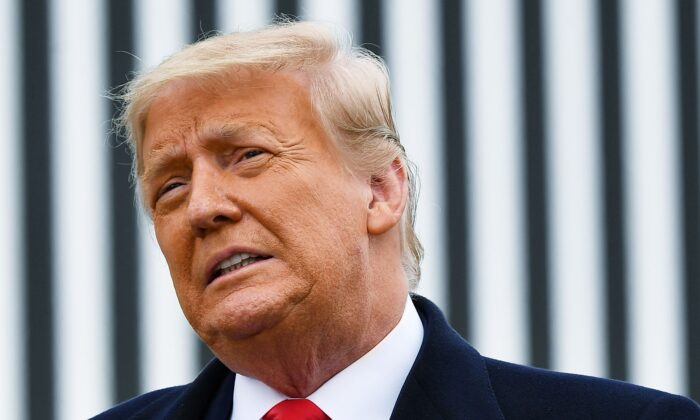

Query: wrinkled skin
[140,70,409,396]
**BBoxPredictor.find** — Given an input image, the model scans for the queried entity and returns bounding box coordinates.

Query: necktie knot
[262,399,331,420]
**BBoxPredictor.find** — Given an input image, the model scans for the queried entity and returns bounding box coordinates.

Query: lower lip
[208,258,273,287]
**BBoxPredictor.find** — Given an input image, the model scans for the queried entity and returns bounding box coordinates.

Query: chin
[196,289,296,343]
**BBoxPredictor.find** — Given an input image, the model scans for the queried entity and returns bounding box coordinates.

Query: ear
[367,159,409,235]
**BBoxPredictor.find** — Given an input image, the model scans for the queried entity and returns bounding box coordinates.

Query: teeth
[215,252,270,278]
[218,253,251,271]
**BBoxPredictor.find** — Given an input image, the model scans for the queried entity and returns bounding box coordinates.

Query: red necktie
[262,399,331,420]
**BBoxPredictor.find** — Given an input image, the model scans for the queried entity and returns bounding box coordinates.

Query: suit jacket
[93,295,700,419]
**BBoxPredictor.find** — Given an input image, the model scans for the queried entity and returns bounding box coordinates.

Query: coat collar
[165,294,504,419]
[390,295,505,419]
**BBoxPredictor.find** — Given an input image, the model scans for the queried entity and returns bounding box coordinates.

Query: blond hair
[116,21,424,288]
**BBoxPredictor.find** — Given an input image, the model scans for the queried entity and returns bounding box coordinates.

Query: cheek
[273,184,368,272]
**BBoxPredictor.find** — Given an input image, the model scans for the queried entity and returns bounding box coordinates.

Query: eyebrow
[141,142,186,187]
[198,120,277,142]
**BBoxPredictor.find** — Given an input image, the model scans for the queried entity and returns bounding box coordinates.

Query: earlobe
[367,202,399,235]
[367,159,408,235]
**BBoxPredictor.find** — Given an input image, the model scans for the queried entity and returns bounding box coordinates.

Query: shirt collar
[231,295,424,420]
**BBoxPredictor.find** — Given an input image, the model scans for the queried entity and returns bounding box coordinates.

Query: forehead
[139,70,318,169]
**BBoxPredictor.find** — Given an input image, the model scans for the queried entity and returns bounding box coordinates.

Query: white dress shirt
[231,295,424,420]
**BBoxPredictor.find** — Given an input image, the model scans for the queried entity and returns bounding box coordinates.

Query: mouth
[209,252,273,283]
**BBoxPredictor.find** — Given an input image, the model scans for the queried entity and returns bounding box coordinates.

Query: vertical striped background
[0,0,697,418]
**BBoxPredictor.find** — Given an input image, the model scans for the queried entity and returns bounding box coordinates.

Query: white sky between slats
[544,0,605,377]
[467,0,528,365]
[0,0,24,418]
[622,0,685,395]
[51,0,113,417]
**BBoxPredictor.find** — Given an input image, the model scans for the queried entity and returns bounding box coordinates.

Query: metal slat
[597,0,629,382]
[21,0,55,418]
[108,0,141,402]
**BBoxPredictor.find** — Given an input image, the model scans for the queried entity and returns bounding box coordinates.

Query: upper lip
[205,246,273,283]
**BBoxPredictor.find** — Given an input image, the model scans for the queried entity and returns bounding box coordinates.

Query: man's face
[141,71,375,351]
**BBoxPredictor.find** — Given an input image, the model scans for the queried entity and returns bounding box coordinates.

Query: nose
[187,165,242,236]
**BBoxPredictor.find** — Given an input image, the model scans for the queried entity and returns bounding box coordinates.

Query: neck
[214,278,408,397]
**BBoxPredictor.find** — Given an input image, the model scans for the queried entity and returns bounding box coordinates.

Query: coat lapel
[158,359,234,420]
[390,295,505,420]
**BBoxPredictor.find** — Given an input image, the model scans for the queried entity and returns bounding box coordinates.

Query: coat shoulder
[484,358,700,419]
[89,359,234,419]
[89,386,187,420]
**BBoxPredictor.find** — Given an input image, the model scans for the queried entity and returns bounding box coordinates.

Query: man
[94,22,700,419]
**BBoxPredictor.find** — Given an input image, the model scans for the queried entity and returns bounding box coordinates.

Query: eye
[242,149,264,160]
[157,181,184,199]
